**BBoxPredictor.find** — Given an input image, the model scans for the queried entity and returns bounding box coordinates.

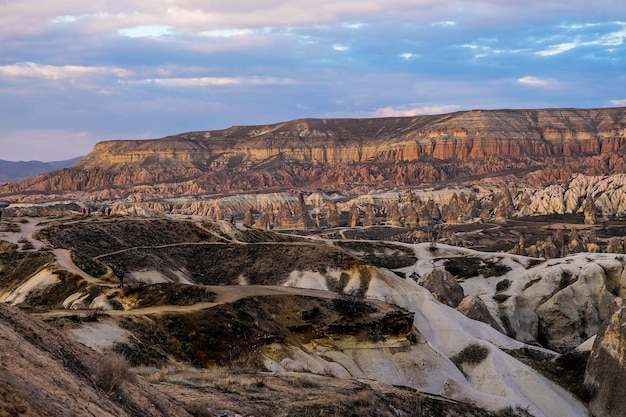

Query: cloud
[126,76,297,87]
[610,99,626,106]
[118,25,172,38]
[1,1,625,160]
[535,22,626,56]
[432,21,456,27]
[536,41,579,56]
[201,28,257,38]
[4,1,620,43]
[517,76,555,88]
[372,104,461,117]
[0,62,131,80]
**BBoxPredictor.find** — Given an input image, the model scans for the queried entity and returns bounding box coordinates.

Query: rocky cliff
[584,298,626,417]
[2,107,626,199]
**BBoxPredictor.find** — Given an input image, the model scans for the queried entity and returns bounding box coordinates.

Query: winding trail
[0,216,340,319]
[36,285,338,318]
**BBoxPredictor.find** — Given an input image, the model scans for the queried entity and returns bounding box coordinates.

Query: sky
[0,1,625,161]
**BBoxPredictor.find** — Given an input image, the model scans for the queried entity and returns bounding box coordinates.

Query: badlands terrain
[2,107,626,416]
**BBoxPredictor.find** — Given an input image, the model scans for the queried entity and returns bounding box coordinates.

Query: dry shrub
[451,344,490,367]
[185,402,215,417]
[158,366,168,380]
[285,375,319,388]
[93,354,131,392]
[217,376,239,392]
[351,389,376,408]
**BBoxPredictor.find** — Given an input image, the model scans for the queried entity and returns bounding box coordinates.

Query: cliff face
[2,107,626,198]
[585,298,626,417]
[77,108,626,167]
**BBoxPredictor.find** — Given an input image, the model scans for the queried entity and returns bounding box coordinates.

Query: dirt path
[5,216,338,319]
[36,285,337,318]
[53,248,111,285]
[0,217,46,249]
[93,241,230,260]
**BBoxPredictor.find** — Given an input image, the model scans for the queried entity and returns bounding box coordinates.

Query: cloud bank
[0,1,624,160]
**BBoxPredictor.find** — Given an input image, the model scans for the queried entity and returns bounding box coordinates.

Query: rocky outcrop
[494,257,619,352]
[585,298,626,417]
[2,107,626,200]
[516,174,626,218]
[418,268,465,307]
[457,295,503,332]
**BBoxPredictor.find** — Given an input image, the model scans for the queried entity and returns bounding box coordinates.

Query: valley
[0,211,622,416]
[2,107,626,416]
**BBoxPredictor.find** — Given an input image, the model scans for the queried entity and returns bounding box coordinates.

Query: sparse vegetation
[0,214,613,416]
[1,222,21,233]
[37,218,223,258]
[526,258,544,269]
[122,282,215,308]
[23,270,88,308]
[451,344,490,369]
[444,256,511,279]
[0,245,55,288]
[333,287,374,317]
[92,354,132,393]
[336,241,418,269]
[70,252,108,278]
[17,236,35,250]
[496,279,511,292]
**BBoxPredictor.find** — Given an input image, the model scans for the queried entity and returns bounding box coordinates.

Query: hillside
[2,214,618,416]
[2,108,625,200]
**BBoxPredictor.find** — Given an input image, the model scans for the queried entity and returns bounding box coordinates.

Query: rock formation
[362,205,376,227]
[585,298,626,417]
[3,107,626,201]
[418,268,465,308]
[582,196,598,225]
[349,204,359,227]
[457,295,503,332]
[326,202,340,227]
[494,257,617,351]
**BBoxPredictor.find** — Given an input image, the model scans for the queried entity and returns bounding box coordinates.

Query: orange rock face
[2,107,626,199]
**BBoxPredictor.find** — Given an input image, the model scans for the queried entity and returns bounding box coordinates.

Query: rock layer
[2,107,626,199]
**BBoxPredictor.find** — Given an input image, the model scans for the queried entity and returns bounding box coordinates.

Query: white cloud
[560,23,603,30]
[343,22,364,29]
[536,41,579,56]
[372,104,461,117]
[51,15,82,24]
[201,28,256,38]
[400,52,418,59]
[126,76,296,87]
[432,21,456,27]
[518,76,552,87]
[535,22,626,56]
[118,25,172,38]
[1,1,624,43]
[585,26,626,47]
[332,44,349,51]
[0,62,131,80]
[610,99,626,106]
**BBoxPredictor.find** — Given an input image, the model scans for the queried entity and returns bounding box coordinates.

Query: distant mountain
[2,107,626,200]
[0,156,82,183]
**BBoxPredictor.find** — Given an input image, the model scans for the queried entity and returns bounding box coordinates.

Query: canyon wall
[2,107,625,198]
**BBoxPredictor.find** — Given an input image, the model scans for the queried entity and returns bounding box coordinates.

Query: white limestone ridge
[281,247,598,417]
